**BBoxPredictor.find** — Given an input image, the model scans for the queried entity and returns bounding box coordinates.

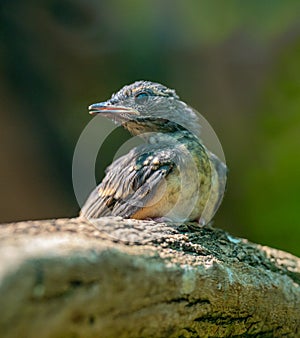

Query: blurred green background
[0,0,299,256]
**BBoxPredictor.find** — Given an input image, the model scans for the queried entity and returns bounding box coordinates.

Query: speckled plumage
[80,81,227,224]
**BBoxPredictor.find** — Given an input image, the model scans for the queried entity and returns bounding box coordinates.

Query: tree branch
[0,217,299,337]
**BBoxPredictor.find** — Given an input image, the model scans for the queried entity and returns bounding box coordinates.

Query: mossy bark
[0,217,299,337]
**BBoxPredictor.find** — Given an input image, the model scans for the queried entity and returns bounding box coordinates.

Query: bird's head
[89,81,201,137]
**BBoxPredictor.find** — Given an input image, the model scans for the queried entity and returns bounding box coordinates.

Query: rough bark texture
[0,217,299,338]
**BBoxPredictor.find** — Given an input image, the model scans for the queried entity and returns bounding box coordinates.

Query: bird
[80,80,227,225]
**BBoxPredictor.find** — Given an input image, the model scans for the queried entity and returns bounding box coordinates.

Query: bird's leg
[183,219,215,232]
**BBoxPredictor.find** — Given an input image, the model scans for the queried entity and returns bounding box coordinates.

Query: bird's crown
[109,81,179,104]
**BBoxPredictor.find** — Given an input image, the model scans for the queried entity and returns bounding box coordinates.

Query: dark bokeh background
[1,1,299,255]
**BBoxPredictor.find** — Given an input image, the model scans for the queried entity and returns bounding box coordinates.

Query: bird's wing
[80,145,176,219]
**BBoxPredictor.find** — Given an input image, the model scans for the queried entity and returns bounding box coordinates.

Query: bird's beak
[88,102,138,116]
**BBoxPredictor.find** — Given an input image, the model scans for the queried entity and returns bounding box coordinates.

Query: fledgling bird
[80,81,227,225]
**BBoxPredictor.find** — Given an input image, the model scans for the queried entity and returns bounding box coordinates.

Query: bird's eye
[135,92,150,105]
